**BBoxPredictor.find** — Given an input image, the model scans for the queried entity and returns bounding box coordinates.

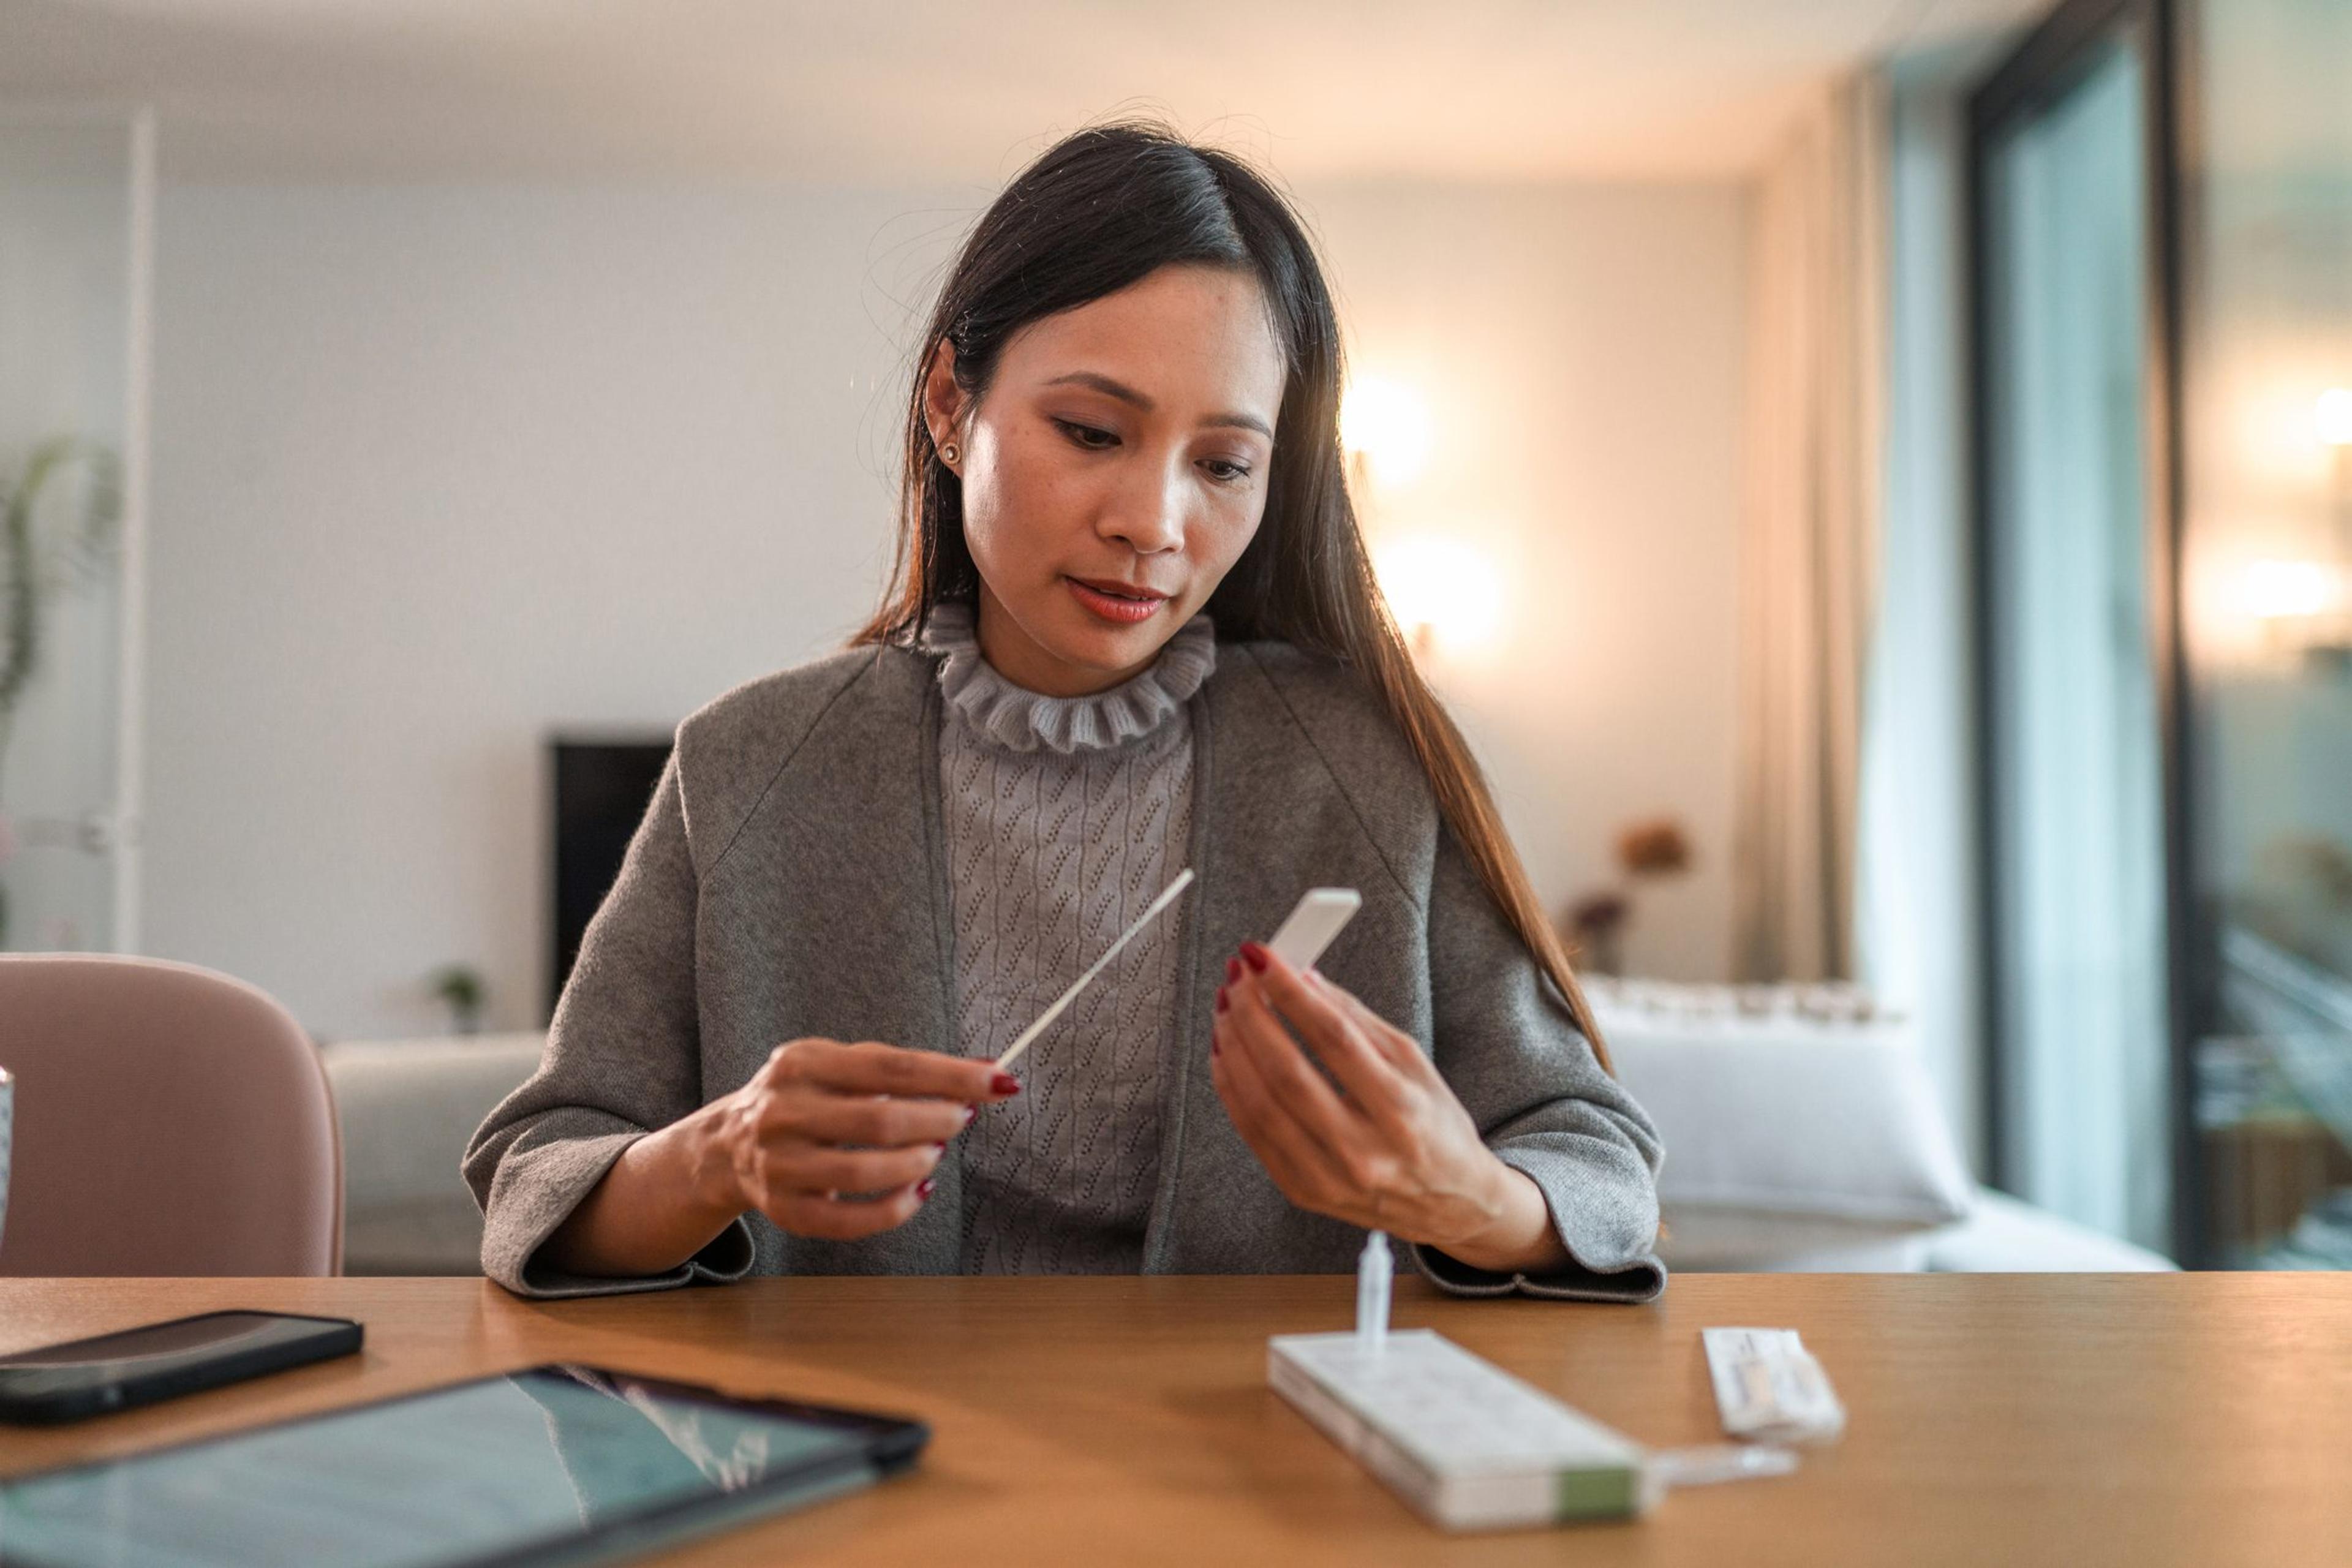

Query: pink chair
[0,954,342,1275]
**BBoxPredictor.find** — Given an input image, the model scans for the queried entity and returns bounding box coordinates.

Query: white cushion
[1597,990,1974,1270]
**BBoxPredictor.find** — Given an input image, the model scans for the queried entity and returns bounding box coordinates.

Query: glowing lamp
[2243,558,2345,620]
[1341,377,1432,488]
[2316,388,2352,448]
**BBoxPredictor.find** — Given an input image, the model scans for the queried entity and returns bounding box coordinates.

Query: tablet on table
[0,1362,927,1568]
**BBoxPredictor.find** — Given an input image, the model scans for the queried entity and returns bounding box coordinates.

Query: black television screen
[550,736,673,1021]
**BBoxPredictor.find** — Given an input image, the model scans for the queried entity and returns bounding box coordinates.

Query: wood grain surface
[1,1272,2347,1567]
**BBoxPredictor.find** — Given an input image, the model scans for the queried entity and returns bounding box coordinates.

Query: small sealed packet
[1702,1327,1847,1446]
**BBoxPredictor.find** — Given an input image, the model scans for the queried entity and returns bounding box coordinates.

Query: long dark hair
[853,121,1611,1069]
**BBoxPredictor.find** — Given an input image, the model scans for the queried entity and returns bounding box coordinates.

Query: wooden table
[2,1273,2347,1566]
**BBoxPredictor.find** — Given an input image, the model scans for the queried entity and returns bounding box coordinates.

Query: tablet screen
[0,1364,914,1568]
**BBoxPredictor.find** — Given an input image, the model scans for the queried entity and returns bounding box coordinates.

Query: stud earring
[940,440,959,466]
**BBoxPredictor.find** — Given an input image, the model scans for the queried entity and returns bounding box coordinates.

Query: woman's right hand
[693,1038,1019,1242]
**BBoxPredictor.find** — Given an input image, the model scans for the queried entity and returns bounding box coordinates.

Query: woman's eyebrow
[1042,371,1273,439]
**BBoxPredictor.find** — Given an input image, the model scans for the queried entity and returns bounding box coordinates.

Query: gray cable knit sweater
[921,599,1216,1273]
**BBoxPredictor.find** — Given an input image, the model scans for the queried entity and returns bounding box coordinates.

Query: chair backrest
[0,954,342,1276]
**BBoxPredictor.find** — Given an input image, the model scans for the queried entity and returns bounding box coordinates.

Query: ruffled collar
[916,597,1217,754]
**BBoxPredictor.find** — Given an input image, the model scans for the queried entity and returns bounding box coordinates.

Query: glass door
[2180,0,2352,1269]
[1971,1,2182,1254]
[0,109,151,953]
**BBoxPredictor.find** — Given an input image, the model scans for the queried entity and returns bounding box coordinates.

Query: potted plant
[431,965,488,1036]
[0,437,123,951]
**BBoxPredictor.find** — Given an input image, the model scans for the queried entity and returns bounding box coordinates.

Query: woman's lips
[1065,576,1167,624]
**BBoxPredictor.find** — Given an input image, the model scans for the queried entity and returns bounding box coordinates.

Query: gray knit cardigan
[462,631,1668,1302]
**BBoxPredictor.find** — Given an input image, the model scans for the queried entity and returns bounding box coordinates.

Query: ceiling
[0,0,2050,182]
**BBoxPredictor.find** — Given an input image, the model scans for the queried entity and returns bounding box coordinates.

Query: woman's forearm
[1438,1162,1574,1275]
[538,1101,747,1279]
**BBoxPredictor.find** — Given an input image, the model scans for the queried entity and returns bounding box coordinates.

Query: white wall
[1306,184,1746,987]
[145,176,1747,1039]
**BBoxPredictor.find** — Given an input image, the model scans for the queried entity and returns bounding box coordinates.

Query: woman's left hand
[1210,941,1571,1275]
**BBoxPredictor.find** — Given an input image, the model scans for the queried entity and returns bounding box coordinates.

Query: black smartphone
[0,1310,363,1425]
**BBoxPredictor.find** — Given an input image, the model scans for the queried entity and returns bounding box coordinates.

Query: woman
[464,122,1665,1303]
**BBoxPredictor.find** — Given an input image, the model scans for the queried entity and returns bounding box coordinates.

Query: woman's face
[925,262,1287,697]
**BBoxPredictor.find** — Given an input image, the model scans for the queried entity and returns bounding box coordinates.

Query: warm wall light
[2316,388,2352,448]
[1341,376,1431,489]
[1373,535,1502,652]
[2242,558,2346,620]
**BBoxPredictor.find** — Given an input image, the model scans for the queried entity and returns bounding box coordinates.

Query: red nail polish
[992,1072,1022,1096]
[1241,941,1270,973]
[932,1142,948,1153]
[1225,956,1243,984]
[961,1104,977,1126]
[1215,987,1229,1014]
[1212,1038,1221,1058]
[916,1178,935,1200]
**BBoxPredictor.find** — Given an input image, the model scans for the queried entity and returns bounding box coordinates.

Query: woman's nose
[1098,456,1189,555]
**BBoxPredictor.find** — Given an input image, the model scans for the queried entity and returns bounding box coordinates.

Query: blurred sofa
[324,984,2174,1275]
[322,1034,545,1275]
[1590,978,2174,1273]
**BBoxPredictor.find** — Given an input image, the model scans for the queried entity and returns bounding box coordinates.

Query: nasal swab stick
[993,867,1196,1071]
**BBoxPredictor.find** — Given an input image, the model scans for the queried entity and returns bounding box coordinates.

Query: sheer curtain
[1978,45,2171,1251]
[1733,74,1888,984]
[1855,49,1999,1175]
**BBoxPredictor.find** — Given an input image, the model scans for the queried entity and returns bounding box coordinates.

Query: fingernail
[992,1072,1022,1096]
[932,1142,948,1153]
[1225,956,1243,984]
[916,1178,935,1200]
[1240,941,1270,973]
[961,1104,978,1127]
[1215,986,1230,1014]
[1211,1038,1221,1058]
